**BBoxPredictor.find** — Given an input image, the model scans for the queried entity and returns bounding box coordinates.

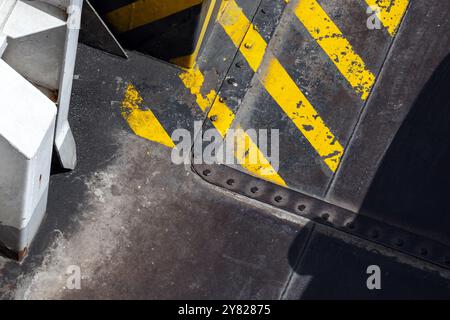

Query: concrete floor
[1,45,450,299]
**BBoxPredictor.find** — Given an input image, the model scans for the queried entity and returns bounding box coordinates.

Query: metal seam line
[180,67,287,186]
[121,83,176,148]
[219,0,344,172]
[365,0,410,36]
[106,0,203,33]
[294,0,375,101]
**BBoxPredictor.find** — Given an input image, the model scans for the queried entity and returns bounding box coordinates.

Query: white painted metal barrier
[0,0,81,258]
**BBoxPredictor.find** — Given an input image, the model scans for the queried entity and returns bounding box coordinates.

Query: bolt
[210,115,218,122]
[244,42,253,49]
[227,78,238,87]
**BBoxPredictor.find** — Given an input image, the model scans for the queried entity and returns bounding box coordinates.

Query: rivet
[395,238,404,247]
[250,186,259,194]
[370,230,379,239]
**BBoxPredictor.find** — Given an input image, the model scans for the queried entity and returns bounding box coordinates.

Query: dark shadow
[360,54,450,244]
[50,147,72,175]
[285,54,450,299]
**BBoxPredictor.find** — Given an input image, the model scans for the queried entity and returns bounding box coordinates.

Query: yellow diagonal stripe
[233,127,286,184]
[261,59,343,172]
[106,0,203,33]
[295,0,375,101]
[179,68,286,186]
[121,84,175,148]
[219,0,343,172]
[365,0,409,36]
[208,97,235,136]
[219,0,266,72]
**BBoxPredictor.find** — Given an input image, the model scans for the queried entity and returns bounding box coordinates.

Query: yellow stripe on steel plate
[295,0,375,101]
[106,0,203,33]
[219,0,344,172]
[365,0,409,36]
[179,67,286,186]
[121,84,175,148]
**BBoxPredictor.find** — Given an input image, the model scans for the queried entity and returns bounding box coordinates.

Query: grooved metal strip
[193,162,450,270]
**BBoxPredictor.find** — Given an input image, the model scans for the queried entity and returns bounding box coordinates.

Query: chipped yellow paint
[238,24,268,72]
[179,68,286,186]
[179,67,217,112]
[208,97,235,136]
[218,0,251,46]
[121,84,175,148]
[261,58,343,172]
[106,0,203,33]
[295,0,375,101]
[219,0,343,172]
[365,0,409,36]
[233,127,287,186]
[218,0,268,71]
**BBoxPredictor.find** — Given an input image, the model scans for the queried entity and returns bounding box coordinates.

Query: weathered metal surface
[203,0,410,200]
[186,0,450,268]
[327,0,450,212]
[193,161,450,270]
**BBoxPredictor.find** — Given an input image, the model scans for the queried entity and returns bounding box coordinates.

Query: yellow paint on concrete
[179,67,217,112]
[365,0,409,36]
[219,0,343,172]
[121,84,175,148]
[106,0,203,33]
[295,0,375,101]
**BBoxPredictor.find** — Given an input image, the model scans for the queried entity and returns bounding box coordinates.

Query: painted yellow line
[179,68,286,186]
[261,59,343,172]
[233,127,286,185]
[295,0,375,101]
[365,0,409,36]
[171,0,217,68]
[219,0,343,172]
[121,84,175,148]
[106,0,203,34]
[218,0,268,71]
[208,96,235,137]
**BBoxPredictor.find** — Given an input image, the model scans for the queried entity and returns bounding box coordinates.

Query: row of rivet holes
[202,169,450,266]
